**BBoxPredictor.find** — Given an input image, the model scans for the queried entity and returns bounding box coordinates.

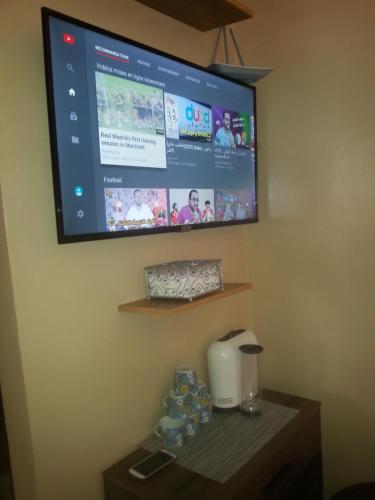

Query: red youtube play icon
[63,33,75,44]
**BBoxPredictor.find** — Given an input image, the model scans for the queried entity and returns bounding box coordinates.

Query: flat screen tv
[42,8,258,243]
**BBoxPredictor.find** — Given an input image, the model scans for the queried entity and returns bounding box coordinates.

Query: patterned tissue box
[145,260,223,301]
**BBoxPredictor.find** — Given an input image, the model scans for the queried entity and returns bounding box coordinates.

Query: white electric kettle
[207,329,258,409]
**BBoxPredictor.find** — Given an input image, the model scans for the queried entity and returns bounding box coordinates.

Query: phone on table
[128,449,177,479]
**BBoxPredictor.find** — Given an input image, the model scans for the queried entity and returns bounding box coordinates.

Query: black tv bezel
[41,7,258,244]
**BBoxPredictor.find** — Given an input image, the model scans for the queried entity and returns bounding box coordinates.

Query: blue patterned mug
[183,412,200,438]
[190,380,210,412]
[174,365,199,395]
[163,390,192,419]
[154,416,184,449]
[198,405,212,424]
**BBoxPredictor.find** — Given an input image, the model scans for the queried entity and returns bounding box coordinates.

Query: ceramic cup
[154,416,184,449]
[190,380,210,412]
[163,390,192,419]
[183,412,200,438]
[198,405,212,424]
[174,365,199,395]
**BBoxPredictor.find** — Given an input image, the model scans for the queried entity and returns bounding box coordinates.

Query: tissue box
[145,260,223,301]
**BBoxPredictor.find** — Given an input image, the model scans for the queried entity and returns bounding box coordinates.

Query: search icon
[66,63,73,72]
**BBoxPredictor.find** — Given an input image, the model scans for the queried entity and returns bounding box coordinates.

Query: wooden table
[103,390,323,500]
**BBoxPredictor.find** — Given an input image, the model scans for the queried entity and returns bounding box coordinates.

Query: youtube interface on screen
[46,15,256,237]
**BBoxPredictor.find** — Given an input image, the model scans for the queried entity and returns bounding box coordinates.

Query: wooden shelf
[118,282,252,316]
[135,0,254,31]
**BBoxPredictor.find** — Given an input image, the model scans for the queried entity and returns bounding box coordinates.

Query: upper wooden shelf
[135,0,254,31]
[118,282,252,316]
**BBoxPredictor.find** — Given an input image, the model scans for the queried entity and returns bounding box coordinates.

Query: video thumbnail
[213,107,250,149]
[96,72,166,168]
[214,189,254,221]
[165,93,212,142]
[104,187,168,231]
[237,189,256,219]
[169,188,215,225]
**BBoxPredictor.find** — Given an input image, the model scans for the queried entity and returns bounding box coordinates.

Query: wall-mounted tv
[42,8,258,243]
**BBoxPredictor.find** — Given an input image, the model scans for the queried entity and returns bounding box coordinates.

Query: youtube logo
[63,33,75,44]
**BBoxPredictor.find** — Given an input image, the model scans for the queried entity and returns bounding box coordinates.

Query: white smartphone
[128,449,177,479]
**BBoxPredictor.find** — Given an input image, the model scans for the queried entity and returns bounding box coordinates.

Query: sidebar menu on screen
[49,18,98,236]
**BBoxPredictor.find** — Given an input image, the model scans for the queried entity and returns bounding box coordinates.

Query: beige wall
[241,0,375,497]
[0,2,250,500]
[0,187,38,500]
[2,0,375,499]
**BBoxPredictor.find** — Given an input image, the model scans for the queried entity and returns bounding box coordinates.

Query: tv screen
[42,8,258,243]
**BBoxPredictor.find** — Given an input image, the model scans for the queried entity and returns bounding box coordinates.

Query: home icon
[69,88,76,97]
